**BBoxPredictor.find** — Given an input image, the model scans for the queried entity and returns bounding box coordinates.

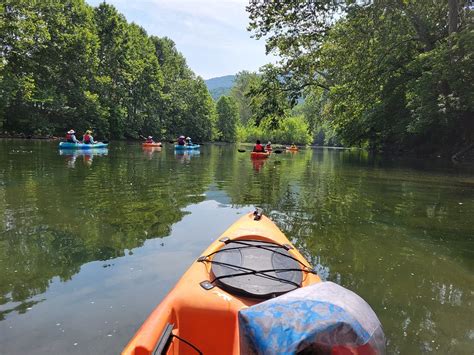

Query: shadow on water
[0,140,473,353]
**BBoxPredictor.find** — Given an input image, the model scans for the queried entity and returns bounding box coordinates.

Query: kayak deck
[122,212,320,355]
[250,151,270,159]
[59,142,108,149]
[174,144,200,150]
[142,142,162,147]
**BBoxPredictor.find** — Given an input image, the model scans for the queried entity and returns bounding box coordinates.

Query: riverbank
[0,132,60,140]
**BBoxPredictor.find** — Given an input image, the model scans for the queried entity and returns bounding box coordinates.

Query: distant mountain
[205,75,236,100]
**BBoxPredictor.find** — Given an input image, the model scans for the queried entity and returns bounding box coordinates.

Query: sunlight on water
[0,140,473,353]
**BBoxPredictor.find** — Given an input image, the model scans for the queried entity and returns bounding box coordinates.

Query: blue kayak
[174,144,200,150]
[59,142,108,149]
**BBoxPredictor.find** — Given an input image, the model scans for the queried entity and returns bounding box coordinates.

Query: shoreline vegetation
[1,1,472,160]
[3,135,472,163]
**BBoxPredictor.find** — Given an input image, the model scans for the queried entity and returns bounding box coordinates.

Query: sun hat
[67,129,75,134]
[186,137,191,140]
[148,136,152,139]
[179,135,185,138]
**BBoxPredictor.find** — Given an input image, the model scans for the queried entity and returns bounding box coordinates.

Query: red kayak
[250,151,270,159]
[142,142,162,147]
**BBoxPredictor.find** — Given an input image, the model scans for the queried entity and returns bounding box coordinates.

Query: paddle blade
[238,149,246,153]
[273,150,283,154]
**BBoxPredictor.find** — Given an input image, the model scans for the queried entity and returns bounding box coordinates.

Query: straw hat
[67,129,75,134]
[148,136,152,139]
[179,135,185,139]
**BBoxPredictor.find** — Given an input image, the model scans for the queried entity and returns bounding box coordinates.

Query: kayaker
[291,144,297,149]
[266,141,272,150]
[145,136,154,143]
[186,137,193,146]
[82,130,96,144]
[65,130,80,143]
[253,140,265,152]
[177,135,186,146]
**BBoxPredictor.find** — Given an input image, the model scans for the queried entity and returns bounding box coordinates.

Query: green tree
[247,0,473,153]
[216,96,238,142]
[247,64,292,129]
[229,71,259,125]
[1,0,101,135]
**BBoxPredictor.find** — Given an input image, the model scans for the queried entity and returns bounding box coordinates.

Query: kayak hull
[142,143,162,147]
[174,144,200,150]
[250,151,270,159]
[59,142,108,149]
[122,213,320,355]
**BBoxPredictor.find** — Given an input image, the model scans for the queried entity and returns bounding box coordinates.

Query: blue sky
[85,0,275,79]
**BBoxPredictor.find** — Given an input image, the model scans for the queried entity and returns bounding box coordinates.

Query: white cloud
[86,0,276,78]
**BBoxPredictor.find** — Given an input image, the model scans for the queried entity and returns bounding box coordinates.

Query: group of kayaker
[253,140,272,152]
[65,129,96,144]
[177,135,194,146]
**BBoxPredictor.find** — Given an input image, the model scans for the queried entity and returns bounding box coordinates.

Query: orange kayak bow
[122,211,321,355]
[123,212,385,355]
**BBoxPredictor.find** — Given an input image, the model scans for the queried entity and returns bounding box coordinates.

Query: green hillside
[205,75,235,100]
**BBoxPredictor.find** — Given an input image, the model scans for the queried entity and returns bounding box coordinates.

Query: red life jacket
[254,144,265,152]
[66,133,72,141]
[145,138,153,143]
[83,134,91,143]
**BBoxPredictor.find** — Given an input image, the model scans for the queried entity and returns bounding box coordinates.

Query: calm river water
[0,140,473,354]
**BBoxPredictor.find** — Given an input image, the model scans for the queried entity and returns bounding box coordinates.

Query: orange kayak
[123,212,386,355]
[122,212,321,355]
[250,151,270,159]
[286,146,298,151]
[142,142,162,147]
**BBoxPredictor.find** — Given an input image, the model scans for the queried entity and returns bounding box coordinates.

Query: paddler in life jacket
[65,129,80,143]
[145,136,154,143]
[185,137,193,146]
[82,130,96,144]
[253,140,265,152]
[265,141,272,151]
[177,135,186,146]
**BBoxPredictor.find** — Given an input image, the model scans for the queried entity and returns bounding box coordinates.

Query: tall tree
[247,0,473,153]
[229,71,259,125]
[216,96,238,142]
[247,65,292,129]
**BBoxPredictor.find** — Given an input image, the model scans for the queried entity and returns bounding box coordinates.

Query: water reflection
[0,141,473,353]
[251,157,267,172]
[174,149,200,163]
[142,146,161,159]
[59,148,108,168]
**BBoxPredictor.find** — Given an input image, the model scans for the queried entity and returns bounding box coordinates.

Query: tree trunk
[448,0,459,34]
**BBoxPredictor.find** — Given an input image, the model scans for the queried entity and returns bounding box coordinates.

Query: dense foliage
[229,70,311,144]
[0,0,215,141]
[216,96,238,142]
[247,0,473,153]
